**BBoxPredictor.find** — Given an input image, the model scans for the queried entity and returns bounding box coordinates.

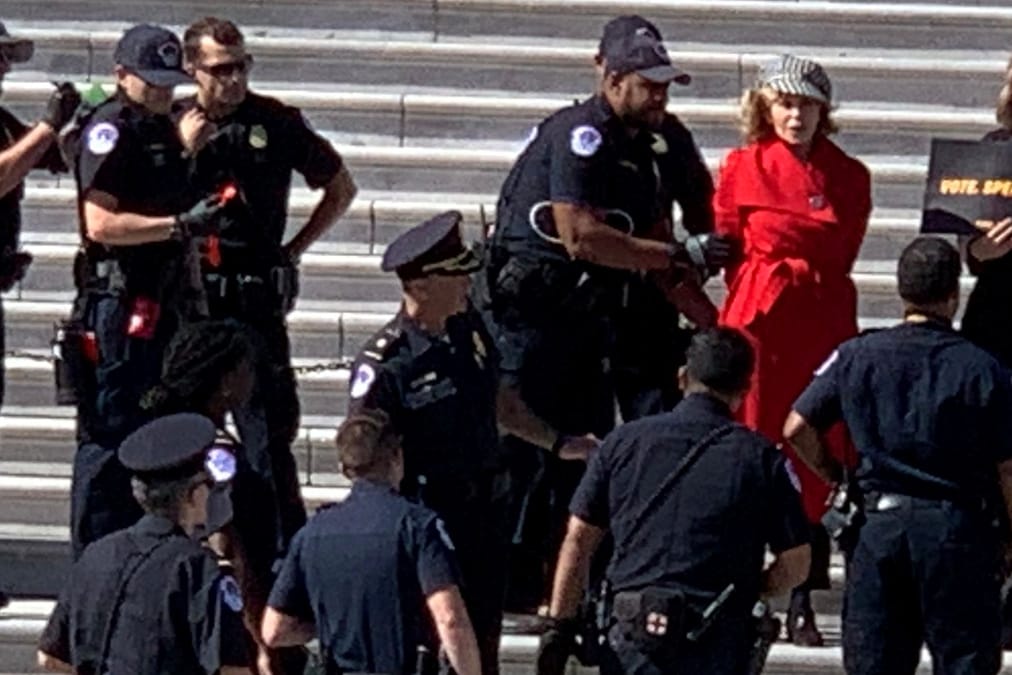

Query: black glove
[174,195,225,237]
[536,621,577,675]
[42,82,82,131]
[683,233,740,278]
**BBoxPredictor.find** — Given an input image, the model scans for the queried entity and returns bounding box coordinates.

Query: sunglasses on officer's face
[197,54,253,79]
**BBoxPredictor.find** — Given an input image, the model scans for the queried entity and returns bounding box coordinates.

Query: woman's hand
[969,217,1012,262]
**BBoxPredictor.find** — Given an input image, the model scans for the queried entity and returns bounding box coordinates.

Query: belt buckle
[874,494,903,512]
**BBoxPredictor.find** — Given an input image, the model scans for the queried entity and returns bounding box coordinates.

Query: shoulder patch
[814,349,839,376]
[435,518,456,551]
[570,125,602,158]
[350,363,376,399]
[86,122,119,155]
[219,574,243,612]
[205,446,237,483]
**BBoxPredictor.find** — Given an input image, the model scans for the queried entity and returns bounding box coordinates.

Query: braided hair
[141,319,255,416]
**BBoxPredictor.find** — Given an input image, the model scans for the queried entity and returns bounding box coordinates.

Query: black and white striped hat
[757,54,832,105]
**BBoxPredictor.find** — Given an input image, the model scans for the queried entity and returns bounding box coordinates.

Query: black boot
[786,588,824,647]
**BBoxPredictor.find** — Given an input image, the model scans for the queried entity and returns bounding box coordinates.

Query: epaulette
[359,324,403,363]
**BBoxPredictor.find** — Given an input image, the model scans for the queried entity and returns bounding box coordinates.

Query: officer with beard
[481,25,736,611]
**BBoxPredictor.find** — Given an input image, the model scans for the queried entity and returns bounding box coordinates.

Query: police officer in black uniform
[538,328,810,675]
[66,24,225,558]
[347,211,593,674]
[484,23,734,610]
[37,413,251,674]
[175,16,357,557]
[594,15,717,421]
[263,411,481,675]
[785,236,1012,675]
[0,21,80,411]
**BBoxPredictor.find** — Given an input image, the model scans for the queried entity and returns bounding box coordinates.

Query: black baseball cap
[597,15,662,54]
[0,22,33,64]
[113,24,190,87]
[601,31,690,86]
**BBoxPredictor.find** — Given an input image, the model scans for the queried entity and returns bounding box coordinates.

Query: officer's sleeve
[283,108,343,188]
[791,347,844,431]
[763,450,811,555]
[182,553,254,671]
[37,584,73,662]
[77,120,132,200]
[414,514,464,596]
[985,366,1012,464]
[568,436,613,528]
[347,358,400,417]
[266,528,314,621]
[547,122,608,207]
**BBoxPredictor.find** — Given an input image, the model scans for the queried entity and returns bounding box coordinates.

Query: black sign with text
[921,138,1012,235]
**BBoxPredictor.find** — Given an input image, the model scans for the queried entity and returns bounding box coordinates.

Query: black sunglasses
[197,54,253,79]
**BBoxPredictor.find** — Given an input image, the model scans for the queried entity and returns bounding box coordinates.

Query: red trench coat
[714,136,871,521]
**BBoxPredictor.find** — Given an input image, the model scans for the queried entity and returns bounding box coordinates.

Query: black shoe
[787,591,824,647]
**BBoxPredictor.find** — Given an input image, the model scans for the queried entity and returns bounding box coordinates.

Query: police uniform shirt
[38,514,251,673]
[494,95,661,261]
[569,393,810,603]
[793,320,1012,500]
[176,92,343,269]
[652,112,714,236]
[347,308,501,491]
[76,94,193,295]
[268,480,461,674]
[0,106,63,255]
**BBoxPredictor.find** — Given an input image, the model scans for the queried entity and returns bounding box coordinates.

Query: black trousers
[843,497,1002,675]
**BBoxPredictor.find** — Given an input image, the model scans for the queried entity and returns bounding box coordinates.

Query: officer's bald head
[337,410,404,483]
[682,328,754,401]
[897,237,961,314]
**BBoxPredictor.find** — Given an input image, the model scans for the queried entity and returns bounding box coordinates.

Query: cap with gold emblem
[381,210,483,280]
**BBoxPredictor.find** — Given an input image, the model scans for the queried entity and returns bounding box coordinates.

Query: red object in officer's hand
[126,297,161,339]
[219,184,238,203]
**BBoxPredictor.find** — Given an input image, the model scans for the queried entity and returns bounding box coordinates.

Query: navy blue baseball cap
[598,15,662,54]
[0,22,34,64]
[381,210,482,280]
[119,413,235,483]
[601,28,690,86]
[113,24,190,87]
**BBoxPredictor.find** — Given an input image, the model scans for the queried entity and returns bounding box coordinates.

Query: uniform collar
[134,513,185,537]
[394,310,465,357]
[679,392,734,419]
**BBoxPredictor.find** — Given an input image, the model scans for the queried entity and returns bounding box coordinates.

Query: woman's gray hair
[130,475,199,520]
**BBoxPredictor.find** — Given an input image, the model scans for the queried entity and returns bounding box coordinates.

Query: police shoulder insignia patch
[350,363,376,399]
[86,122,119,155]
[219,574,243,612]
[570,125,602,157]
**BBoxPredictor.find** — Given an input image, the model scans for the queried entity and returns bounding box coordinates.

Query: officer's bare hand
[970,217,1012,262]
[41,82,81,132]
[178,108,217,156]
[557,434,600,461]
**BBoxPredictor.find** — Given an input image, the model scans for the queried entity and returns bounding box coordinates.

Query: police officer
[262,411,481,675]
[539,327,811,675]
[594,15,717,421]
[0,21,80,609]
[785,236,1012,675]
[347,211,593,674]
[0,21,80,410]
[176,16,357,557]
[67,23,225,558]
[36,413,252,674]
[484,22,734,611]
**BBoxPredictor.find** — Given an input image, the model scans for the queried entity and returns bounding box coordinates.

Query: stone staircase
[2,1,1012,672]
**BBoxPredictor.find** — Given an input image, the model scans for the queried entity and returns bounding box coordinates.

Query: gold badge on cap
[249,125,268,149]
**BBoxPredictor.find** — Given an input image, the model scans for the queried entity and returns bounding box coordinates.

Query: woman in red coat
[714,55,871,645]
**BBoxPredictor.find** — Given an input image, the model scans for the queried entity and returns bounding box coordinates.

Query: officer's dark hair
[897,236,961,306]
[183,17,245,63]
[131,473,206,520]
[140,320,254,416]
[336,410,402,480]
[684,327,755,395]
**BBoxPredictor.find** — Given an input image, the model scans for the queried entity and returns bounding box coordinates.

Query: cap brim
[762,76,830,105]
[0,38,34,64]
[637,64,692,86]
[134,68,191,87]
